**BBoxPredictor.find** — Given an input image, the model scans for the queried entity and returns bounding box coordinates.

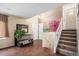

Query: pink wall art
[43,18,61,32]
[49,18,61,32]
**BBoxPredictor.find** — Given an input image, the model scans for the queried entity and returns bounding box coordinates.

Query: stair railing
[53,18,63,53]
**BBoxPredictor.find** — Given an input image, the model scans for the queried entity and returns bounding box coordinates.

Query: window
[0,14,9,37]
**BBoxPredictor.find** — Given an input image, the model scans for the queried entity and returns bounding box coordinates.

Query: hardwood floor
[0,40,54,56]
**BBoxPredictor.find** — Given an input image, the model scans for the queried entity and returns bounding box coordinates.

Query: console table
[15,34,33,47]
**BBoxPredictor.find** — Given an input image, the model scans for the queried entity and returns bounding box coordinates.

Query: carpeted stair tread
[58,43,76,52]
[61,34,76,37]
[57,48,76,56]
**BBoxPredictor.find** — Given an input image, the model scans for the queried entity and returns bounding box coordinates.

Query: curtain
[0,14,9,37]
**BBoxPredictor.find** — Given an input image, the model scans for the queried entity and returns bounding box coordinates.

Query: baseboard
[0,46,14,50]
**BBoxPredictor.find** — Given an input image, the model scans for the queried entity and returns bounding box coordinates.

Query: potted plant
[14,29,26,46]
[14,29,26,40]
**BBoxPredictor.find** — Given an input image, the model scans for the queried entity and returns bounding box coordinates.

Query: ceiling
[0,3,65,18]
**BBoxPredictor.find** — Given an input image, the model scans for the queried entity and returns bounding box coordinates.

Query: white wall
[42,32,54,51]
[32,23,38,40]
[76,15,79,55]
[76,4,79,55]
[63,4,77,29]
[39,23,43,39]
[8,16,28,46]
[0,38,13,48]
[77,25,79,56]
[26,16,39,40]
[65,8,76,29]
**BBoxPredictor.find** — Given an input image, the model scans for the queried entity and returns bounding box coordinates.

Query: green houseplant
[14,29,26,40]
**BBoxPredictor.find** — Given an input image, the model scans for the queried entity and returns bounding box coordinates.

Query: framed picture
[16,24,28,33]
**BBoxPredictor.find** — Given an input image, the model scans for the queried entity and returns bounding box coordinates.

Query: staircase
[56,29,77,56]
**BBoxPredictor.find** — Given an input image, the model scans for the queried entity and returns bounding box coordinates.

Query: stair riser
[60,38,76,42]
[62,32,76,34]
[56,51,66,56]
[63,30,76,31]
[58,45,76,52]
[61,35,76,37]
[59,41,76,46]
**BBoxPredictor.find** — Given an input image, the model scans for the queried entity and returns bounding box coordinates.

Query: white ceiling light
[69,10,74,15]
[69,12,73,15]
